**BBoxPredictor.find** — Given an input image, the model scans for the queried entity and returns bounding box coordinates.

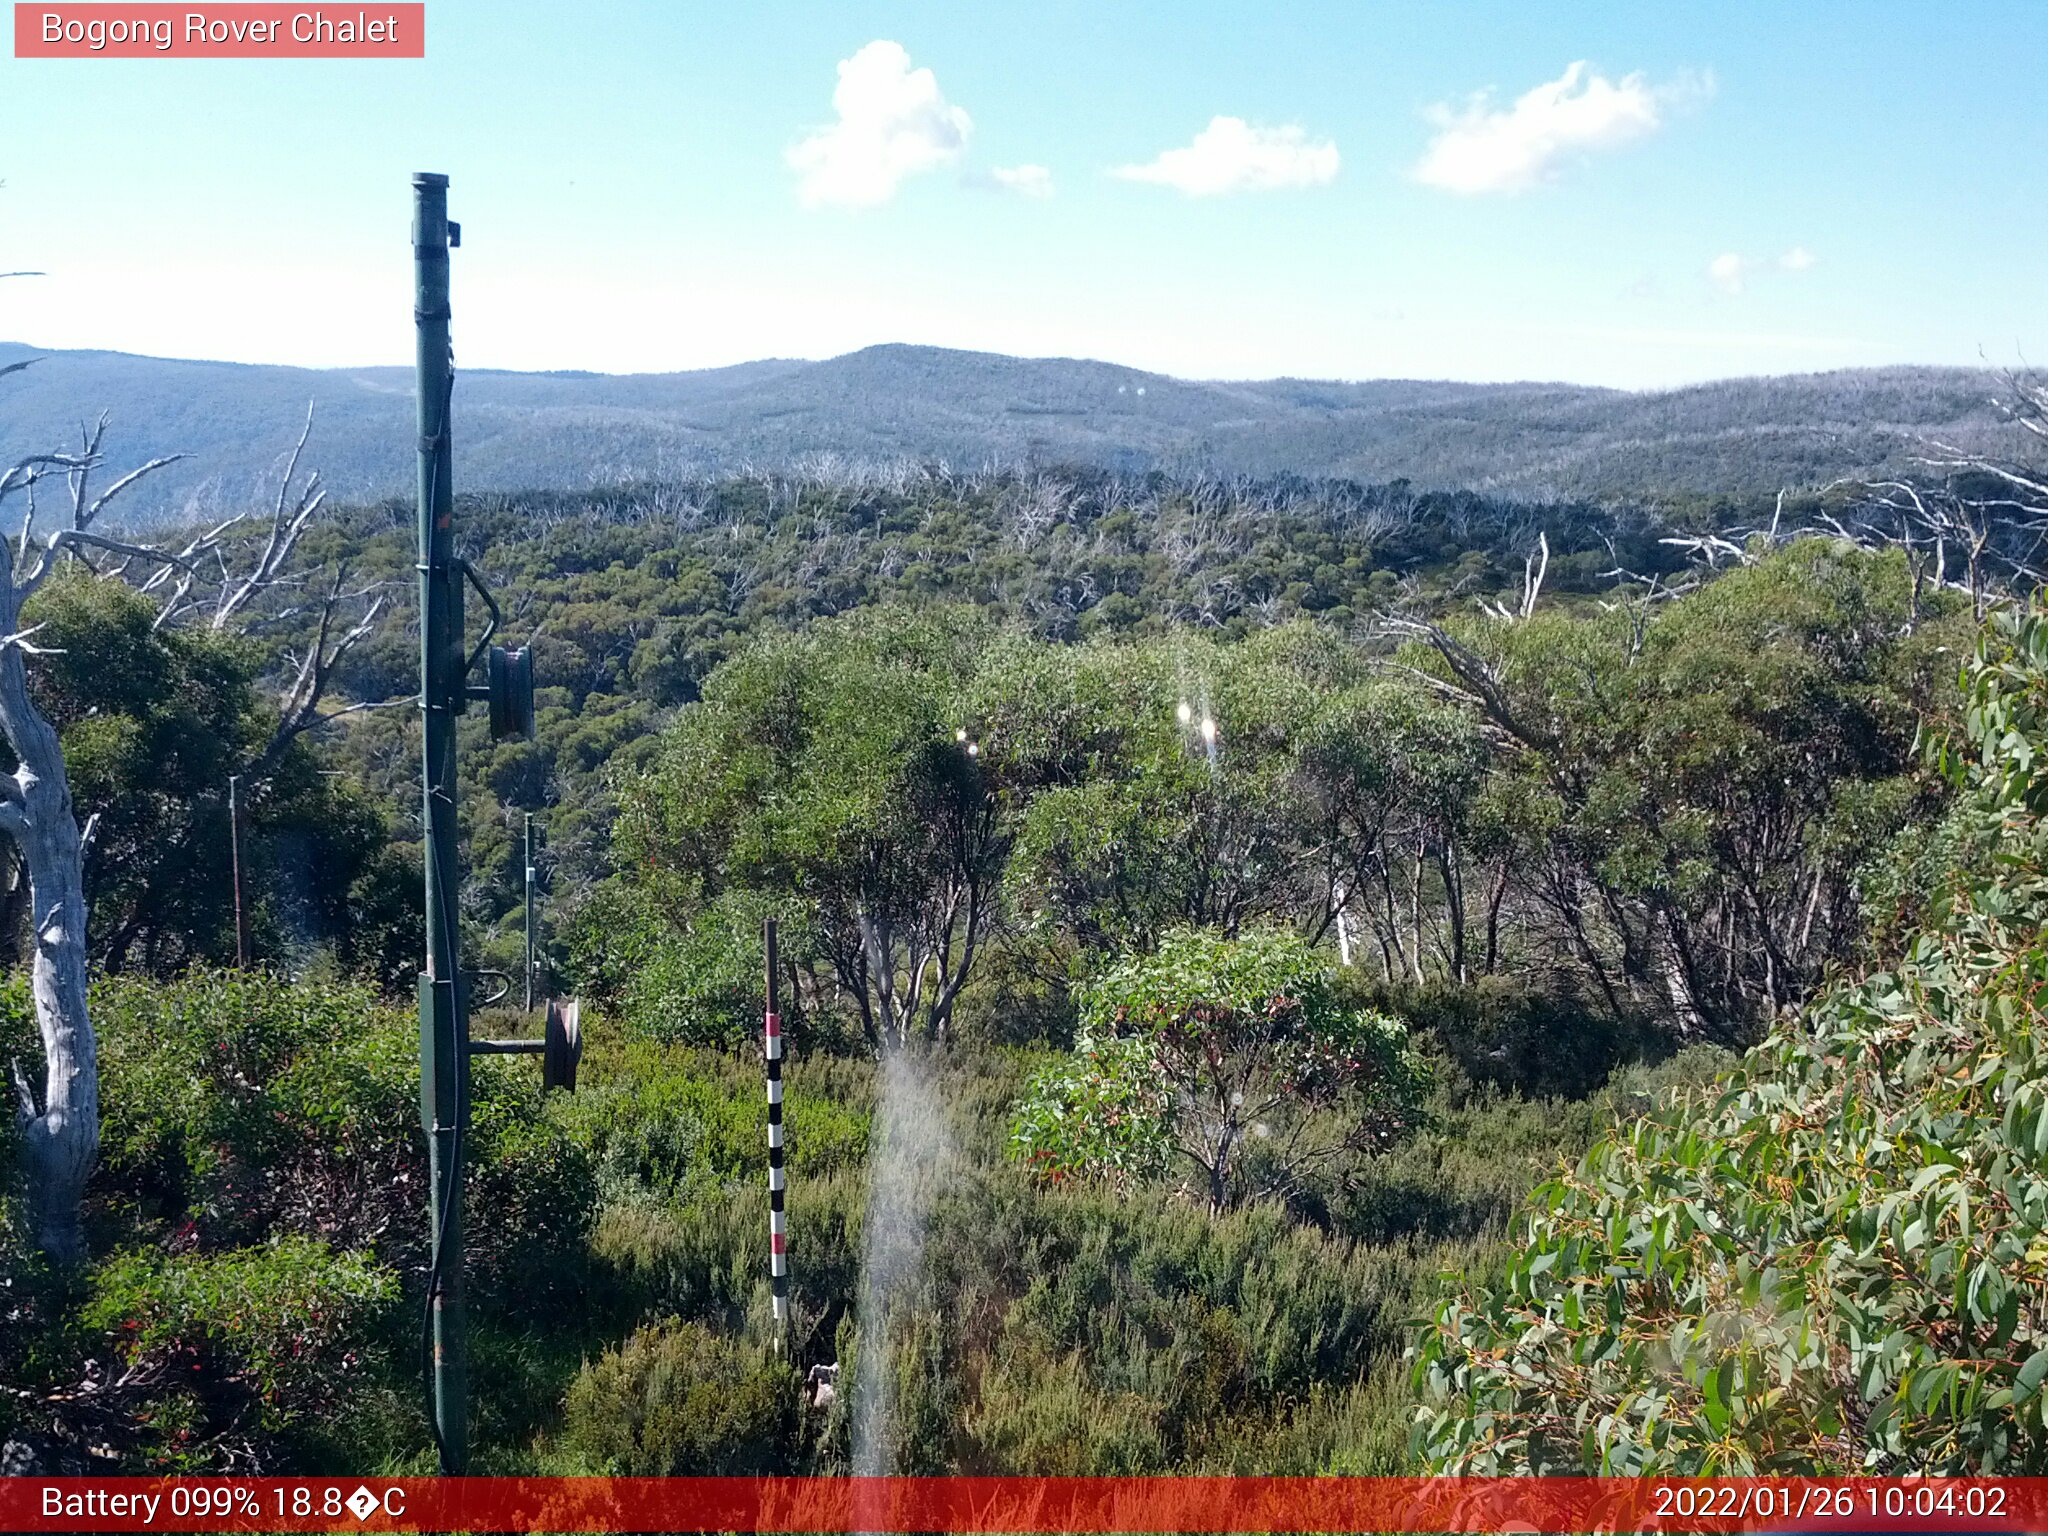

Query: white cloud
[1111,116,1339,196]
[986,164,1054,198]
[1414,61,1711,194]
[1710,246,1819,294]
[787,41,971,208]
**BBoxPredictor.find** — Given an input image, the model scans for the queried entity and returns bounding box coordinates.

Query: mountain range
[0,340,2017,522]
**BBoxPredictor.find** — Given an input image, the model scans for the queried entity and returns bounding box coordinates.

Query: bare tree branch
[0,623,61,658]
[81,454,189,531]
[8,1053,36,1124]
[46,529,196,573]
[213,401,325,630]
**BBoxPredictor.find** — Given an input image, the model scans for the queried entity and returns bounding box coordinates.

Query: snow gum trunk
[0,588,97,1265]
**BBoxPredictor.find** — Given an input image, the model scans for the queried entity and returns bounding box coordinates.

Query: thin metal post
[414,170,468,1477]
[523,812,536,1012]
[227,774,249,968]
[765,917,788,1353]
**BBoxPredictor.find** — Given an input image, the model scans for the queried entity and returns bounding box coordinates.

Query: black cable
[420,830,465,1466]
[420,812,466,1470]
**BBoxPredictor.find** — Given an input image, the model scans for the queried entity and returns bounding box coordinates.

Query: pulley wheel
[489,644,535,742]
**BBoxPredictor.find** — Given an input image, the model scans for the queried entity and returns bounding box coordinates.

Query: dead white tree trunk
[0,430,184,1262]
[0,586,94,1262]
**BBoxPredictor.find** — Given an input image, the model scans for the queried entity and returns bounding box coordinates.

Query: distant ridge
[0,340,2010,522]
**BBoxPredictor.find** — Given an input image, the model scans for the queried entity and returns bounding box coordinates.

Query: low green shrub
[1012,926,1427,1211]
[565,1041,1605,1475]
[84,1237,397,1452]
[1007,1034,1171,1192]
[553,1040,870,1204]
[872,1165,1453,1473]
[590,1171,864,1343]
[561,1319,800,1473]
[82,968,593,1304]
[1326,1045,1730,1245]
[1358,976,1655,1100]
[0,1182,39,1450]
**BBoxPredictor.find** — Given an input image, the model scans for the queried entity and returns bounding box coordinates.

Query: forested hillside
[0,341,2013,521]
[5,397,2048,1476]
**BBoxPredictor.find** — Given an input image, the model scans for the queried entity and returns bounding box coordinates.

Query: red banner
[5,1476,2048,1533]
[13,4,424,58]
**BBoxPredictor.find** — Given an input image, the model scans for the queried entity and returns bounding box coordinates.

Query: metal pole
[765,917,788,1353]
[227,774,249,968]
[413,170,468,1477]
[523,812,536,1012]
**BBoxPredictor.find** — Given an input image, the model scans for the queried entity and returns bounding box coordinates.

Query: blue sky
[3,1,2043,386]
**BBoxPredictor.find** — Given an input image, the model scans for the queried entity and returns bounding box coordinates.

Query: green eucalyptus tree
[618,608,1033,1049]
[1395,541,1961,1041]
[1414,602,2048,1474]
[1011,924,1427,1213]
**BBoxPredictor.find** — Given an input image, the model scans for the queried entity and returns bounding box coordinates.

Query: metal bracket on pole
[468,999,580,1091]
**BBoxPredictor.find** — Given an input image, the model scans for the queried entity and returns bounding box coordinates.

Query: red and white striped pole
[764,917,789,1352]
